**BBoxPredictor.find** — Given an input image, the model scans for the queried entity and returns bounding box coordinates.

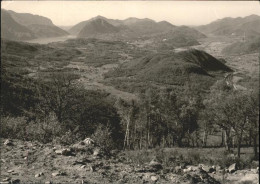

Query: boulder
[228,163,237,173]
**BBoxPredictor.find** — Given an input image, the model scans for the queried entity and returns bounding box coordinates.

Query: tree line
[1,70,259,158]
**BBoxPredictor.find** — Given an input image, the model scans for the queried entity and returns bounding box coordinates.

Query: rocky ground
[1,139,259,184]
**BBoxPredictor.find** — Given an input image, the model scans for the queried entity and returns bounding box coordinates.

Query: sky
[2,1,260,26]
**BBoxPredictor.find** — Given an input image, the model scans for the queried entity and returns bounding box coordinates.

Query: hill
[222,37,260,55]
[104,49,232,92]
[1,9,68,40]
[196,14,260,38]
[78,18,119,38]
[1,10,36,41]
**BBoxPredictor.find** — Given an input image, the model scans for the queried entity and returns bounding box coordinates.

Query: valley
[1,8,259,184]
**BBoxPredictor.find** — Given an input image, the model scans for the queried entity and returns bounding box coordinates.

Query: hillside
[1,10,36,41]
[27,24,69,38]
[222,37,260,55]
[7,10,53,26]
[104,49,232,92]
[196,14,260,37]
[1,9,68,40]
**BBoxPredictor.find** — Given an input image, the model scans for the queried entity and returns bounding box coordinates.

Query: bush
[26,113,64,143]
[1,116,27,139]
[1,113,64,143]
[91,124,114,152]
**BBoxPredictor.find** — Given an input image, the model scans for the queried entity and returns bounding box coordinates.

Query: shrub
[1,116,27,139]
[91,124,114,152]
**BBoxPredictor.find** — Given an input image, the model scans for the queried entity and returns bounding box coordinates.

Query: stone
[83,138,94,145]
[2,178,11,182]
[4,139,13,146]
[35,172,44,178]
[151,175,159,181]
[228,163,237,173]
[174,166,183,173]
[80,165,86,169]
[149,160,163,171]
[11,179,20,184]
[52,172,60,177]
[93,149,100,156]
[7,170,14,173]
[55,148,73,156]
[45,181,52,184]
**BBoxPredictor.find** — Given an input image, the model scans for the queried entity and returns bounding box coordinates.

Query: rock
[4,139,13,146]
[2,178,11,182]
[149,160,163,171]
[80,165,86,169]
[151,175,159,181]
[83,138,94,145]
[7,170,14,173]
[52,171,66,177]
[45,181,52,184]
[0,182,10,184]
[174,166,183,173]
[35,172,44,177]
[202,165,216,173]
[11,179,20,184]
[55,148,73,156]
[250,168,259,174]
[93,148,100,156]
[228,163,237,173]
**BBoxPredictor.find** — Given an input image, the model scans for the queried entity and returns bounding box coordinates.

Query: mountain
[69,16,175,37]
[1,9,68,40]
[124,18,175,35]
[77,18,119,38]
[196,14,260,38]
[222,37,260,55]
[1,10,36,41]
[7,10,53,26]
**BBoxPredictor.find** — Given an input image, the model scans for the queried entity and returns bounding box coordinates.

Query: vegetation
[1,38,258,161]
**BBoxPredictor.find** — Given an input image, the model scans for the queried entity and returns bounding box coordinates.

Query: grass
[123,147,259,169]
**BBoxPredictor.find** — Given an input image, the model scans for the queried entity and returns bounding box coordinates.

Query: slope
[1,10,36,41]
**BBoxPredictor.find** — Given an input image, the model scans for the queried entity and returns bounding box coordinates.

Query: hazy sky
[2,1,260,26]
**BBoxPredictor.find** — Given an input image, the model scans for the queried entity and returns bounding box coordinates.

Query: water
[24,35,76,44]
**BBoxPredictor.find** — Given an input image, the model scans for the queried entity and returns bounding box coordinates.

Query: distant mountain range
[196,14,260,38]
[68,15,206,46]
[2,10,260,44]
[1,9,68,41]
